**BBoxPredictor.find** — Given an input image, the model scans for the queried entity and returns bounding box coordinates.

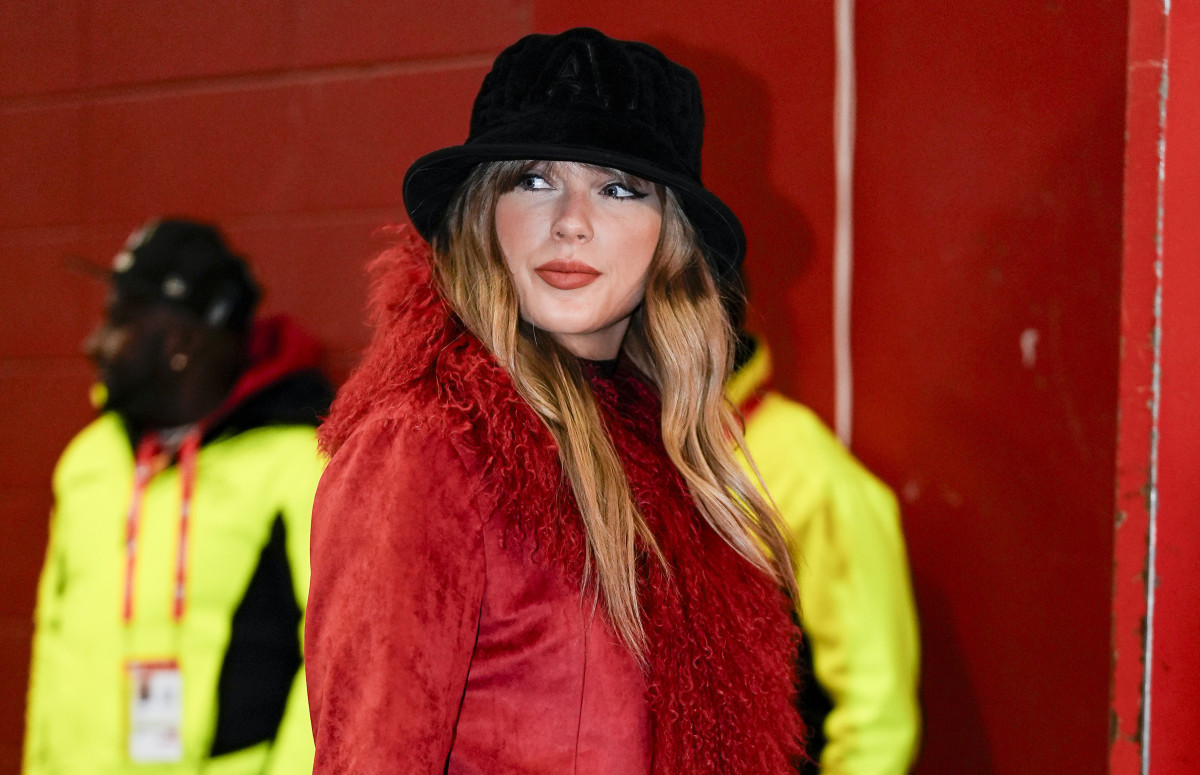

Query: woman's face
[495,161,663,360]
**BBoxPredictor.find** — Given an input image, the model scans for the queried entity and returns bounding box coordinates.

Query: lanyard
[122,429,201,625]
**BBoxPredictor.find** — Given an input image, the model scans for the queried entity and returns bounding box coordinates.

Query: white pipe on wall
[833,0,856,445]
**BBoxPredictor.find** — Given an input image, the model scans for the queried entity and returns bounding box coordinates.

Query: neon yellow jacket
[26,402,324,774]
[729,341,921,775]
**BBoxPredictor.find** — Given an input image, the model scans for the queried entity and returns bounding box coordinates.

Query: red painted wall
[1151,2,1200,766]
[0,2,1133,773]
[1113,0,1200,771]
[1110,1,1164,769]
[851,5,1126,774]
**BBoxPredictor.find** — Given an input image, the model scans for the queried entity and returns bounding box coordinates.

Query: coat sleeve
[22,505,63,775]
[305,417,487,774]
[264,429,325,775]
[740,396,921,775]
[798,448,921,775]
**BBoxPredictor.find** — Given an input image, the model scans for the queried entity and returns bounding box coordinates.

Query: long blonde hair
[432,160,796,658]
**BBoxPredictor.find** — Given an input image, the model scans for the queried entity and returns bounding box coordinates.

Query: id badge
[127,659,184,763]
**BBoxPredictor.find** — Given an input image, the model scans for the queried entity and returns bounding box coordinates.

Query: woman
[306,27,805,774]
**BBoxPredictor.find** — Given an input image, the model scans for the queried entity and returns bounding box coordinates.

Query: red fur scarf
[320,229,805,774]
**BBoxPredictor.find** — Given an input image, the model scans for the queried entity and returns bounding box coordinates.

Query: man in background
[25,218,332,774]
[730,332,922,775]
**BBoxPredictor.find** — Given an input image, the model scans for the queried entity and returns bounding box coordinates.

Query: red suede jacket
[306,233,804,774]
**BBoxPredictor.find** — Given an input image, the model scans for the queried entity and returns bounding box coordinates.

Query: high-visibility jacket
[25,317,330,775]
[729,339,921,775]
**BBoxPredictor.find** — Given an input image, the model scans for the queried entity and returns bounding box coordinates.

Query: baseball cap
[111,218,259,332]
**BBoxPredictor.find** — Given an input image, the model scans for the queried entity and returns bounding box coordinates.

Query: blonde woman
[306,27,805,775]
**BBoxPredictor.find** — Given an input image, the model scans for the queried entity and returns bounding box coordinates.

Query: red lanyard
[122,429,201,624]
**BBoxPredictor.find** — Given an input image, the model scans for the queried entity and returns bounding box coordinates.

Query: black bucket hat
[402,27,746,283]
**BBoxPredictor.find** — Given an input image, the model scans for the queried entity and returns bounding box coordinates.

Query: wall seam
[0,55,498,113]
[1140,2,1170,772]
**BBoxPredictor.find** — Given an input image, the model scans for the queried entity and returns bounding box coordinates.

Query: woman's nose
[552,190,594,243]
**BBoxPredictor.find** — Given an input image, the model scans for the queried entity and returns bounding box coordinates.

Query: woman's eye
[602,182,646,199]
[516,173,551,191]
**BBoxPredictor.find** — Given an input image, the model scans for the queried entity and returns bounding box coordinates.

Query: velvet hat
[402,27,746,283]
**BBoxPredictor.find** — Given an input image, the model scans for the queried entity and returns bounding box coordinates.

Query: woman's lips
[535,259,601,290]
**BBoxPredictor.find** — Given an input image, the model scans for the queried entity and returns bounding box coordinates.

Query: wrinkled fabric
[307,229,804,774]
[728,340,922,774]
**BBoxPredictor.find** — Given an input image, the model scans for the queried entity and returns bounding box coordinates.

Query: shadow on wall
[911,569,998,774]
[645,36,814,338]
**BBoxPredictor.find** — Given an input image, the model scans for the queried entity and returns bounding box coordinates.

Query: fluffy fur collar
[320,230,805,773]
[319,228,504,457]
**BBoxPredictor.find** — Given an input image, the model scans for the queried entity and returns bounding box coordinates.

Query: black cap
[402,27,746,284]
[111,218,259,332]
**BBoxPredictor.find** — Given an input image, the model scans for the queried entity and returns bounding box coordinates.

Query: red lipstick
[535,259,601,290]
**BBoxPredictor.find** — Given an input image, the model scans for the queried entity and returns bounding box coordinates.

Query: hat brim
[402,143,746,281]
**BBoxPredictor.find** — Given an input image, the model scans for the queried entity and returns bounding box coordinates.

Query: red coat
[307,232,804,774]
